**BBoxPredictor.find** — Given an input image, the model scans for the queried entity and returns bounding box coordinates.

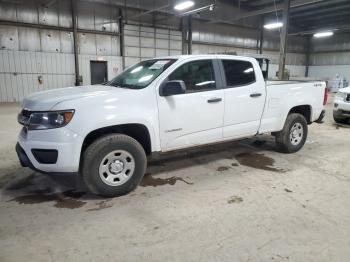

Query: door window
[168,60,216,93]
[222,60,256,87]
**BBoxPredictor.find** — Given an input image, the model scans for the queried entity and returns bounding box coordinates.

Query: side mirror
[159,80,186,97]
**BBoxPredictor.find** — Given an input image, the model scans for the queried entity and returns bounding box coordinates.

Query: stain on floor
[140,173,193,187]
[231,163,239,167]
[227,195,243,204]
[235,152,285,173]
[252,140,266,147]
[86,200,113,212]
[9,188,87,209]
[284,188,293,193]
[217,166,231,172]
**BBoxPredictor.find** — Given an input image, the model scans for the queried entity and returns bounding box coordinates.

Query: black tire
[81,134,147,197]
[275,113,308,153]
[333,113,349,124]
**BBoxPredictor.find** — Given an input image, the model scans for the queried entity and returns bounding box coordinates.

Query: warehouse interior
[0,0,349,101]
[1,0,350,261]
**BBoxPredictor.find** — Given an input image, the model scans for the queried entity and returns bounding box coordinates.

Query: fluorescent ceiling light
[264,22,283,30]
[174,1,194,11]
[313,31,333,38]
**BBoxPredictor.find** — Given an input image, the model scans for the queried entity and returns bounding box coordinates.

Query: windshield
[107,59,176,89]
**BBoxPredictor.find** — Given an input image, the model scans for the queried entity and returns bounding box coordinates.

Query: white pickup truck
[16,55,327,197]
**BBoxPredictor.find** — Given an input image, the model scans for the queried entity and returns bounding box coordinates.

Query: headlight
[19,110,75,130]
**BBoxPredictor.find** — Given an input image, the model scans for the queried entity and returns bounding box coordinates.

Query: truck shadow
[1,135,279,206]
[148,135,278,175]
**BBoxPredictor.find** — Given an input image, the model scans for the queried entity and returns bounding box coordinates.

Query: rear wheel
[82,134,147,197]
[275,113,308,153]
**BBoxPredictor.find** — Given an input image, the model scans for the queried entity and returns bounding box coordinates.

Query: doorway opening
[90,61,108,84]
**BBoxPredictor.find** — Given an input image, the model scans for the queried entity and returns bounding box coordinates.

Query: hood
[339,86,350,94]
[22,85,127,111]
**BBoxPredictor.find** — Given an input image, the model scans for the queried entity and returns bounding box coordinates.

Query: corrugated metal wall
[0,50,74,102]
[0,0,123,102]
[124,24,182,67]
[3,0,348,101]
[191,21,308,78]
[309,33,350,80]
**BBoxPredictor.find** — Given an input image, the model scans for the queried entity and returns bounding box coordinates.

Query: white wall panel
[0,50,75,102]
[79,33,96,55]
[140,48,155,58]
[309,65,350,80]
[155,49,169,57]
[124,36,140,46]
[268,64,306,78]
[125,57,140,68]
[170,40,182,50]
[140,38,154,48]
[124,24,182,68]
[0,26,19,51]
[156,39,169,49]
[125,46,140,57]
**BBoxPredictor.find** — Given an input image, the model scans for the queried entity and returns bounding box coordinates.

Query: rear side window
[222,60,256,87]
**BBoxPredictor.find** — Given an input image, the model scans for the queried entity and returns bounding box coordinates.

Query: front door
[157,59,224,151]
[90,61,108,84]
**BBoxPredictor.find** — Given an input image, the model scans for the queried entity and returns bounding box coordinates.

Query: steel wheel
[289,122,303,146]
[98,150,135,186]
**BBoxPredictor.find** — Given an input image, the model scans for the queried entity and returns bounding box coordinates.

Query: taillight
[323,85,328,105]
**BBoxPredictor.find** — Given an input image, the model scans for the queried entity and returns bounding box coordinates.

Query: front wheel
[274,113,308,153]
[81,134,147,197]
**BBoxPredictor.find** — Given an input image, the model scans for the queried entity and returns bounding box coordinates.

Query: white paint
[17,54,326,173]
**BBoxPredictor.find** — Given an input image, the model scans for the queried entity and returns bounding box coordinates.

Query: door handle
[207,98,222,103]
[250,93,262,98]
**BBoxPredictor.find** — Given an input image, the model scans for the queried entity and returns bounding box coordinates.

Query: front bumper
[334,98,350,117]
[17,127,84,173]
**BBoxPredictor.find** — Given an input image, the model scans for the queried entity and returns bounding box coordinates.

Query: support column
[278,0,291,80]
[258,16,264,54]
[181,17,187,54]
[71,0,80,86]
[118,8,125,69]
[305,36,311,77]
[187,15,192,55]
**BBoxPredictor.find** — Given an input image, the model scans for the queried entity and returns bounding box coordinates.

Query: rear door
[157,59,225,151]
[219,59,266,138]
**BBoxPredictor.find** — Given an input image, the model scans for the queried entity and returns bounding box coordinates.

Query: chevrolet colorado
[16,55,327,197]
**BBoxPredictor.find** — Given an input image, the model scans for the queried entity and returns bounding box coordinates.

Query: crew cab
[16,55,327,197]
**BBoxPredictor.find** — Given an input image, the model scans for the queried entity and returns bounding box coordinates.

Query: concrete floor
[1,94,350,262]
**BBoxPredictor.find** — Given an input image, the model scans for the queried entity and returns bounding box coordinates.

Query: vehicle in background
[333,86,350,124]
[16,55,327,197]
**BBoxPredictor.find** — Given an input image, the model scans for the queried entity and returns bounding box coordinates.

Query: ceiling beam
[290,3,350,17]
[228,0,326,21]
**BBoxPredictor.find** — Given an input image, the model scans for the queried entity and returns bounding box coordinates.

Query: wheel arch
[287,104,312,124]
[81,123,152,158]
